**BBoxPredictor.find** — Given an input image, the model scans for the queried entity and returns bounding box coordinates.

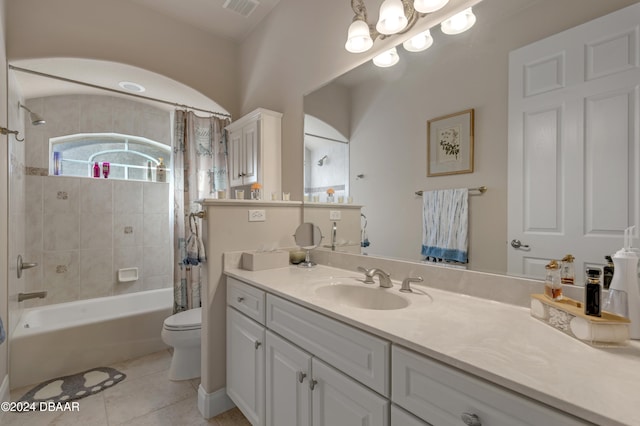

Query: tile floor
[3,349,251,426]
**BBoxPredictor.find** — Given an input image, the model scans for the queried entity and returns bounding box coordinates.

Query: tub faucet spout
[18,291,47,302]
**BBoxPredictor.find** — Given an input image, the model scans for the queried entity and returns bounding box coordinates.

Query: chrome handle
[17,254,38,279]
[255,341,262,350]
[461,413,481,426]
[357,266,375,284]
[510,239,530,249]
[237,296,245,303]
[297,371,307,383]
[309,378,317,390]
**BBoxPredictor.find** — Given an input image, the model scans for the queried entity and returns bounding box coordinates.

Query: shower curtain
[173,110,231,312]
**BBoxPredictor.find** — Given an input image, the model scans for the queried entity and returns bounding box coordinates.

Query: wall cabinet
[226,108,282,196]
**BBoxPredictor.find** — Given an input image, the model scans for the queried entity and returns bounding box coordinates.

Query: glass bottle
[603,255,614,290]
[584,268,602,317]
[544,260,562,301]
[560,254,575,285]
[93,162,100,178]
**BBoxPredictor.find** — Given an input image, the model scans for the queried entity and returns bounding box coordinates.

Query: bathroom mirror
[302,0,638,283]
[294,222,323,268]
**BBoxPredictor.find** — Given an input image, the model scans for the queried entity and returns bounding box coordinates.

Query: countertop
[226,265,640,426]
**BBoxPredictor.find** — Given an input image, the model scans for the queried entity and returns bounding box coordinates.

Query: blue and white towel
[421,188,469,263]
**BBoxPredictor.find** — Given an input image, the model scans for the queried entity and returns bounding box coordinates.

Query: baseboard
[197,384,235,419]
[0,374,9,423]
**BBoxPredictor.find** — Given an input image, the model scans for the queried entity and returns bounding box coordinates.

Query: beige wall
[239,0,640,272]
[202,202,301,394]
[5,0,239,117]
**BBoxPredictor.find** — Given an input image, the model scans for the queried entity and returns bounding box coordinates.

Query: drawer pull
[255,341,262,350]
[461,413,481,426]
[297,371,307,383]
[237,296,245,303]
[309,379,318,390]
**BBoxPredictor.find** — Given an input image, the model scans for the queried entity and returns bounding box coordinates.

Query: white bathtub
[10,288,173,389]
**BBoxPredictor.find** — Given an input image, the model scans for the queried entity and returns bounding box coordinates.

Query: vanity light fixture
[345,0,450,53]
[440,7,476,34]
[373,47,400,68]
[402,29,434,52]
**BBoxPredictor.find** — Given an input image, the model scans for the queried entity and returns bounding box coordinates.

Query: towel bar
[415,186,487,197]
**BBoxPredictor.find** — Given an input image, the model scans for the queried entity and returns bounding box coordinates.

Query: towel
[0,315,5,345]
[184,214,206,265]
[421,188,469,263]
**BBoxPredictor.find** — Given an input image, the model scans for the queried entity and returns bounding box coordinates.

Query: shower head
[317,155,328,166]
[19,103,46,126]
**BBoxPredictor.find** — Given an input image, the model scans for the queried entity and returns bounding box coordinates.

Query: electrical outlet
[329,210,341,220]
[249,209,266,222]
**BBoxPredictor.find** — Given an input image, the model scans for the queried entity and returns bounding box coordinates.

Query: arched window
[50,133,171,181]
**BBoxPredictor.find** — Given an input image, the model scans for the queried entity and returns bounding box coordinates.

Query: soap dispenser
[603,226,640,339]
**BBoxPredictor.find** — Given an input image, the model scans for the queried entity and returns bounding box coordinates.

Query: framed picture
[427,108,474,176]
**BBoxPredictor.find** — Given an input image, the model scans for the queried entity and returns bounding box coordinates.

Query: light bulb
[376,0,408,35]
[413,0,449,14]
[402,30,434,52]
[441,7,476,35]
[345,19,373,53]
[373,47,400,67]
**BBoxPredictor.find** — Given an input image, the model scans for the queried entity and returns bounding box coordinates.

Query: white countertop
[226,265,640,426]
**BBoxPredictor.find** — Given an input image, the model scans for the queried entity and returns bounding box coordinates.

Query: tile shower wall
[24,177,171,306]
[19,93,173,306]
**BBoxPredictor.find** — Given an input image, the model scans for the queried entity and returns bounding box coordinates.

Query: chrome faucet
[368,268,393,288]
[400,276,423,293]
[18,291,47,302]
[357,266,375,284]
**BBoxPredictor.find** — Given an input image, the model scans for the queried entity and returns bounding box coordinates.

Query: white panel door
[227,307,265,426]
[265,331,312,426]
[311,358,389,426]
[508,3,640,282]
[243,119,259,184]
[228,128,244,187]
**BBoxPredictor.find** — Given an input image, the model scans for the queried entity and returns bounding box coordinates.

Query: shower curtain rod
[9,65,232,119]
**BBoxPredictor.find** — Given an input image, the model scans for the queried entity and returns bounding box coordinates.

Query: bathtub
[10,288,173,389]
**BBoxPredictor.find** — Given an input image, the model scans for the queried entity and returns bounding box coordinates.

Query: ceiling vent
[222,0,260,18]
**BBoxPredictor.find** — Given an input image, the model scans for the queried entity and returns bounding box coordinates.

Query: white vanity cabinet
[391,346,588,426]
[226,108,282,194]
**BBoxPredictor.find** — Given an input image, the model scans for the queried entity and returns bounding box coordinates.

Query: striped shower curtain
[173,110,230,313]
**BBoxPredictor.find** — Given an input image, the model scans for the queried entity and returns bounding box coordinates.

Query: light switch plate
[249,209,266,222]
[329,210,341,220]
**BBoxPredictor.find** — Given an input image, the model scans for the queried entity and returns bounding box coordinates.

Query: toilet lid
[164,307,202,330]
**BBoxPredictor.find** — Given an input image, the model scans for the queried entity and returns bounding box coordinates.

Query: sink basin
[315,284,409,310]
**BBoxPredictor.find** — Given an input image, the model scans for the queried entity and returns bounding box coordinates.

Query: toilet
[161,307,202,381]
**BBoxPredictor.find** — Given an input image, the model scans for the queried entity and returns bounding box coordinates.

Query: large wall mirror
[303,0,640,284]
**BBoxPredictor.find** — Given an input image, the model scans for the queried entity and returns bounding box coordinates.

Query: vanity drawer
[227,277,266,325]
[392,346,588,426]
[266,294,390,396]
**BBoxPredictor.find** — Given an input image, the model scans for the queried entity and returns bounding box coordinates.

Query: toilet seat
[163,307,202,331]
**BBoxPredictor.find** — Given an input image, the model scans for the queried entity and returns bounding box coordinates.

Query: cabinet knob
[238,173,243,177]
[297,371,307,383]
[237,296,245,303]
[461,412,482,426]
[255,341,262,350]
[309,379,318,390]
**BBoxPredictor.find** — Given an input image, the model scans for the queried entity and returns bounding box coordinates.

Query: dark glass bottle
[603,255,614,290]
[585,268,602,317]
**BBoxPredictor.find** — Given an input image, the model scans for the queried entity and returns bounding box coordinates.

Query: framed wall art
[427,108,474,176]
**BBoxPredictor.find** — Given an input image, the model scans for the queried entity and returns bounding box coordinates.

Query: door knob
[510,239,530,249]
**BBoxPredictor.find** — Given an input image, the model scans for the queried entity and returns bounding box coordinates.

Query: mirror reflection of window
[50,133,171,181]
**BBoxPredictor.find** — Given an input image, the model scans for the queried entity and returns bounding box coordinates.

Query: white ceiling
[128,0,282,42]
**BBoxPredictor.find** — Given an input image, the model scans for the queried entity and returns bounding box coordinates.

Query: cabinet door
[391,405,430,426]
[227,307,265,426]
[228,129,244,187]
[311,358,389,426]
[242,119,259,184]
[265,331,312,426]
